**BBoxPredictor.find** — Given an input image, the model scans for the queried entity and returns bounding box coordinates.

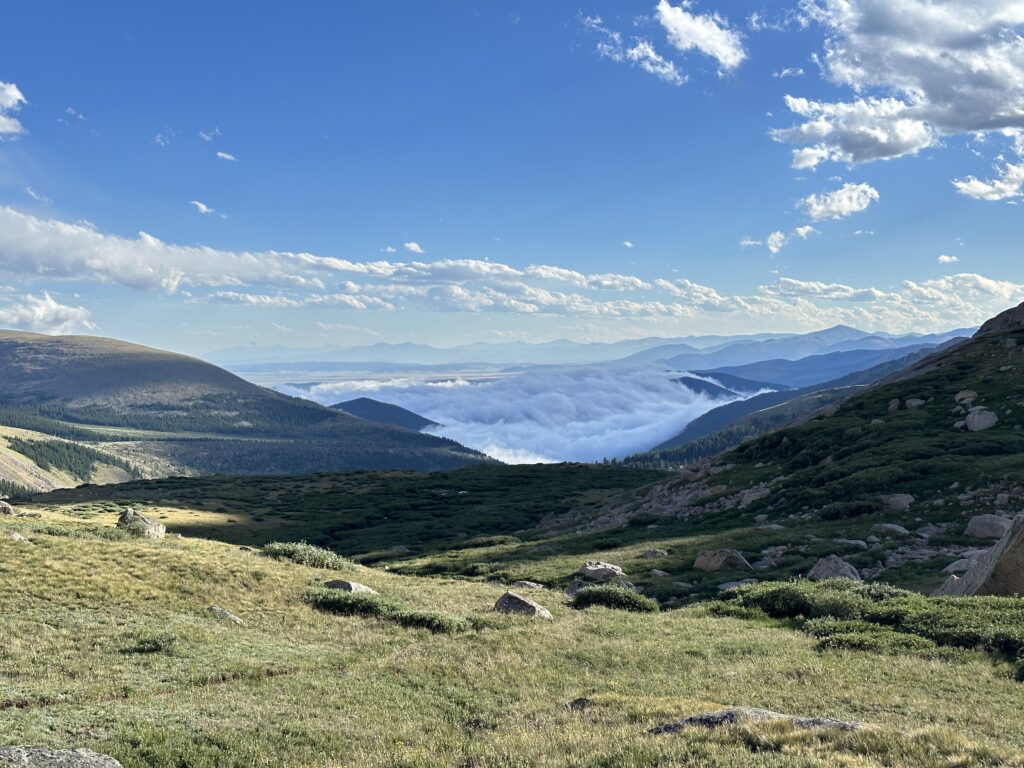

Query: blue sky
[1,0,1023,355]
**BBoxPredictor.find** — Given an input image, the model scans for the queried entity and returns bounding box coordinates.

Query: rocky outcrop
[807,555,861,581]
[0,501,14,515]
[649,708,861,734]
[324,580,376,594]
[935,514,1024,596]
[694,549,750,572]
[0,747,123,767]
[494,591,552,619]
[116,508,165,540]
[975,300,1024,336]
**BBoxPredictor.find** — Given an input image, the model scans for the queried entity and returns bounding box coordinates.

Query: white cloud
[0,82,27,136]
[25,187,50,205]
[800,182,879,220]
[622,240,635,248]
[199,127,221,142]
[739,236,762,248]
[382,246,397,253]
[216,151,237,161]
[583,16,686,85]
[767,230,788,254]
[774,1,1024,176]
[189,200,216,215]
[773,67,804,79]
[938,254,960,264]
[403,242,426,254]
[793,225,818,239]
[65,106,86,121]
[953,151,1024,200]
[0,292,96,334]
[153,132,174,147]
[656,0,745,72]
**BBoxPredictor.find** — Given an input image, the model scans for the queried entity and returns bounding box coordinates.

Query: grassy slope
[0,425,135,493]
[2,507,1023,767]
[0,329,489,474]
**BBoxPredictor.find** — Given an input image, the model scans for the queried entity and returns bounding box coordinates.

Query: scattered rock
[567,697,594,711]
[717,578,758,590]
[3,532,31,544]
[879,494,915,512]
[807,555,861,581]
[832,538,868,550]
[0,747,124,767]
[209,605,244,625]
[866,535,881,545]
[955,390,978,404]
[966,407,999,432]
[641,549,668,559]
[649,708,861,735]
[511,580,545,589]
[966,514,1012,539]
[694,549,751,572]
[116,508,165,540]
[672,582,693,592]
[871,523,909,535]
[494,591,552,619]
[936,514,1024,596]
[738,487,770,508]
[757,523,785,530]
[888,398,901,412]
[905,398,926,410]
[324,580,377,594]
[0,501,14,515]
[649,569,671,578]
[576,561,625,582]
[754,514,768,524]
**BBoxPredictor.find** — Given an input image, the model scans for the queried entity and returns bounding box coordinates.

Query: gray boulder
[116,508,165,540]
[649,569,671,578]
[807,555,861,581]
[955,390,978,404]
[511,580,545,589]
[717,578,758,590]
[0,747,123,767]
[871,523,909,535]
[324,580,376,594]
[0,501,14,515]
[494,591,552,619]
[905,398,926,410]
[4,532,31,544]
[879,494,914,512]
[966,514,1012,539]
[641,549,668,559]
[649,708,860,735]
[935,514,1024,596]
[966,407,999,432]
[694,549,751,572]
[576,561,625,582]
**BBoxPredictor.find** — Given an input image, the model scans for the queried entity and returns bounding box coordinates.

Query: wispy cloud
[199,127,221,142]
[216,151,237,161]
[25,187,51,205]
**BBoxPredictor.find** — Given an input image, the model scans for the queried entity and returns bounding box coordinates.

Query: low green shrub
[123,630,179,655]
[302,588,468,633]
[571,586,659,613]
[260,541,352,570]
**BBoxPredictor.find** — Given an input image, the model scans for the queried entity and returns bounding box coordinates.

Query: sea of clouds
[281,365,742,463]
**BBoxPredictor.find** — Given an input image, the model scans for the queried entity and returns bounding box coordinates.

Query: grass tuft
[571,585,660,613]
[302,587,469,633]
[260,541,353,570]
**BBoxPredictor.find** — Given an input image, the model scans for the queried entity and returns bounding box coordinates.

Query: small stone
[494,591,552,619]
[717,578,758,590]
[955,390,978,404]
[0,501,14,515]
[511,580,545,589]
[324,580,377,594]
[888,399,901,412]
[209,605,244,624]
[879,494,914,511]
[3,531,31,544]
[641,549,668,559]
[905,398,926,410]
[832,538,868,550]
[871,523,909,535]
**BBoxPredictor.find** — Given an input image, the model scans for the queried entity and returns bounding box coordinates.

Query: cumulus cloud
[773,1,1024,175]
[583,16,685,85]
[190,200,216,215]
[287,365,741,463]
[656,0,745,71]
[623,240,635,248]
[0,292,96,334]
[773,67,804,79]
[216,151,237,161]
[0,207,1019,334]
[0,81,27,136]
[953,135,1024,200]
[403,242,426,254]
[767,230,787,254]
[800,182,879,220]
[938,254,960,264]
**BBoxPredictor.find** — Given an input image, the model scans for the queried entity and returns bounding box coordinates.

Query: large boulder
[966,407,999,432]
[494,591,552,619]
[575,561,625,582]
[0,747,123,767]
[965,514,1012,539]
[116,508,165,540]
[807,555,861,581]
[0,501,14,515]
[694,549,751,572]
[879,494,914,512]
[324,580,376,594]
[935,514,1024,596]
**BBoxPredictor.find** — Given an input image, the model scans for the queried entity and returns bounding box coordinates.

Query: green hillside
[0,329,490,477]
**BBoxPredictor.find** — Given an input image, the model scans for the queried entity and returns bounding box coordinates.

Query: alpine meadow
[3,3,1024,767]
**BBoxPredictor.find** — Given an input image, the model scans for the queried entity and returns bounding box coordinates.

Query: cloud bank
[286,366,736,463]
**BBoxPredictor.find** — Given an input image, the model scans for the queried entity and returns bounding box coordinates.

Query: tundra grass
[2,507,1024,767]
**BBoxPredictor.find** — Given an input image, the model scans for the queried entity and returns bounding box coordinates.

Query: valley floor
[2,505,1023,767]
